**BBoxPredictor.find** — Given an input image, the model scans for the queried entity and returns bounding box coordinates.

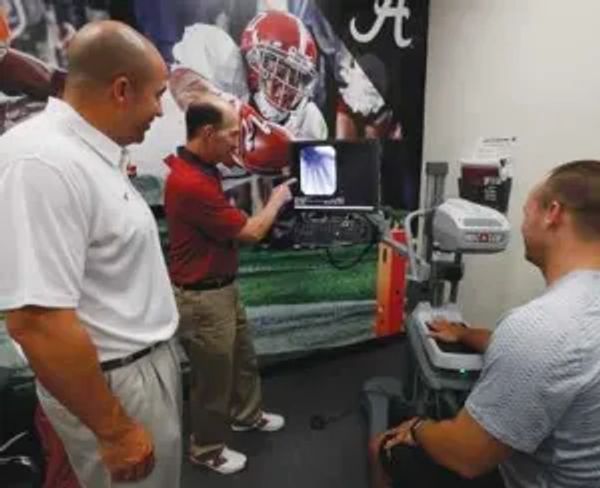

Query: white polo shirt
[0,98,178,361]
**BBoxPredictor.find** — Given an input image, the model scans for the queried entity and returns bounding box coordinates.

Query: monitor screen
[290,140,380,212]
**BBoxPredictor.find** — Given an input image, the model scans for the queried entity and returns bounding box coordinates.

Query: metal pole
[449,253,463,303]
[423,163,448,306]
[423,162,448,261]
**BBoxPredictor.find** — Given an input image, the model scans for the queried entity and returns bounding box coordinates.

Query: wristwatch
[410,418,427,445]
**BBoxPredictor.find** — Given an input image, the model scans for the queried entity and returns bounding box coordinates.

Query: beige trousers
[37,340,183,488]
[175,282,262,457]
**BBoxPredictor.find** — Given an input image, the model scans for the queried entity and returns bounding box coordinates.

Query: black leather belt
[177,275,235,291]
[100,342,166,372]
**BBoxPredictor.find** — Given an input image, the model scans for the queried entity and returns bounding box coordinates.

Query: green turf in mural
[238,246,378,307]
[156,216,378,306]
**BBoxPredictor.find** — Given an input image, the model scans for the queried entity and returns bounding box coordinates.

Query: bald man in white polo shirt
[0,21,181,487]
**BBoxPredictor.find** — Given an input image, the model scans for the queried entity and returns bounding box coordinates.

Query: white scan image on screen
[300,145,337,196]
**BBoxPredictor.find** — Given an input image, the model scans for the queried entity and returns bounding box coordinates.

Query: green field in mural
[157,218,378,307]
[238,247,378,307]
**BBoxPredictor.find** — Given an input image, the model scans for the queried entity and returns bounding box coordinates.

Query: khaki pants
[175,282,262,457]
[37,340,183,488]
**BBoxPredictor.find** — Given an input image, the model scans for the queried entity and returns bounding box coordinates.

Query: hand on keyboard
[426,319,465,344]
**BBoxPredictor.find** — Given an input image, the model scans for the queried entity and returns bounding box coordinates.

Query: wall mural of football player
[130,9,326,215]
[168,10,328,150]
[126,0,429,355]
[1,0,429,356]
[122,0,405,146]
[129,7,373,355]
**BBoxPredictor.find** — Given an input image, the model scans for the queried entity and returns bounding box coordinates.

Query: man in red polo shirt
[164,95,294,475]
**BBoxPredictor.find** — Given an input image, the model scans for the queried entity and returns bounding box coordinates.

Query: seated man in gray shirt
[370,160,600,488]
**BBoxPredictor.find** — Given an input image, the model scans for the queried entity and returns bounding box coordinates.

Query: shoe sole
[231,424,285,433]
[188,456,247,475]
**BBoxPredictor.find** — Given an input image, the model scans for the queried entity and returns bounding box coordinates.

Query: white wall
[423,0,600,326]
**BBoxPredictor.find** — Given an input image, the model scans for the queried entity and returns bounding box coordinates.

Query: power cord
[324,213,379,270]
[309,388,399,431]
[309,405,357,430]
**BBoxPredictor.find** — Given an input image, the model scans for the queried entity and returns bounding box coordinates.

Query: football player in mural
[165,10,327,170]
[236,10,327,211]
[239,10,327,141]
[130,9,327,216]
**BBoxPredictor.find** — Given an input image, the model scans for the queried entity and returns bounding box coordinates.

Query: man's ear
[202,125,215,139]
[544,200,565,229]
[111,76,131,106]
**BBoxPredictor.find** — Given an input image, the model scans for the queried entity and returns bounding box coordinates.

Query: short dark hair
[185,102,224,140]
[539,160,600,240]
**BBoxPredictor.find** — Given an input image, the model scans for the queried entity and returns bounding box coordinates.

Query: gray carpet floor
[181,338,408,488]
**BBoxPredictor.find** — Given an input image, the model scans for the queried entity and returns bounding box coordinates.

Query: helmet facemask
[247,43,316,121]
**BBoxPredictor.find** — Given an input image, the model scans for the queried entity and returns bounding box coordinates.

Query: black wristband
[410,418,427,445]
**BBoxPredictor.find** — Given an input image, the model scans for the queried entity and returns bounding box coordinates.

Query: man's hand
[269,178,296,208]
[7,307,156,482]
[237,178,297,243]
[406,409,512,479]
[99,421,155,482]
[427,319,466,343]
[382,417,421,451]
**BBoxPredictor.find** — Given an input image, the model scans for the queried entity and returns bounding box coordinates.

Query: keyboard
[434,340,478,355]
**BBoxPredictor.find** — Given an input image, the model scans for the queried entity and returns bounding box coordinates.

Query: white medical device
[405,197,510,373]
[433,198,510,253]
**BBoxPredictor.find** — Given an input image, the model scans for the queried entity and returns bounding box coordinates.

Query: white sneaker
[232,411,286,432]
[189,446,247,475]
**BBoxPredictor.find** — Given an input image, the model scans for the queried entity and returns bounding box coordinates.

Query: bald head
[186,95,237,137]
[185,94,240,166]
[66,20,164,89]
[62,21,168,146]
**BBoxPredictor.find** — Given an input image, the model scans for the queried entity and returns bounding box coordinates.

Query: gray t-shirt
[466,270,600,488]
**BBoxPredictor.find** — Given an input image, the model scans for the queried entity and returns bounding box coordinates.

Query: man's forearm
[459,327,492,354]
[415,419,487,478]
[238,200,280,242]
[7,307,132,441]
[414,419,476,477]
[413,409,510,479]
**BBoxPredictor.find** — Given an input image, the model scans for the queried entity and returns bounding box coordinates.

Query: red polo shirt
[164,147,247,285]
